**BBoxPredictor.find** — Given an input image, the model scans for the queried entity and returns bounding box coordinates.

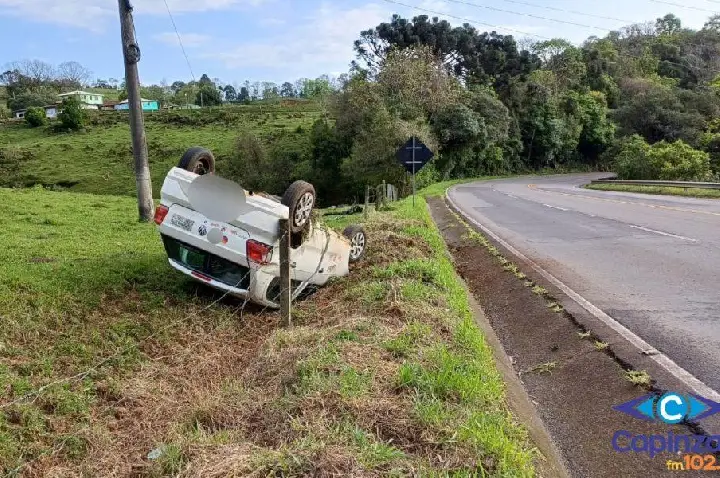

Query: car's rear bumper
[168,259,281,309]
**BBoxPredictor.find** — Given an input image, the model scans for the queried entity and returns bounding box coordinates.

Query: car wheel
[178,147,215,175]
[282,180,316,234]
[343,225,367,263]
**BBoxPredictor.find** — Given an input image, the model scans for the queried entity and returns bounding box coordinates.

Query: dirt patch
[428,196,710,478]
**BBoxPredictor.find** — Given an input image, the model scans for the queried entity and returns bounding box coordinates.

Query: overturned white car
[154,147,367,308]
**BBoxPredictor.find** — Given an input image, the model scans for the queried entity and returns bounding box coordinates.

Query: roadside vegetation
[0,185,536,476]
[6,11,720,207]
[586,182,720,198]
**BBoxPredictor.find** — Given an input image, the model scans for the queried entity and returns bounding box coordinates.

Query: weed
[335,330,360,342]
[147,443,186,477]
[546,302,563,313]
[625,370,652,387]
[383,322,431,358]
[525,362,557,375]
[532,285,548,296]
[351,426,406,468]
[594,341,609,351]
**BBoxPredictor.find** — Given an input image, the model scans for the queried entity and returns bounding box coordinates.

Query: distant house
[100,100,120,111]
[114,98,159,111]
[58,90,104,109]
[12,104,60,119]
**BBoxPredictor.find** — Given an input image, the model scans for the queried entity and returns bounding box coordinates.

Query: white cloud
[0,0,267,30]
[153,32,211,48]
[203,2,392,75]
[0,0,113,31]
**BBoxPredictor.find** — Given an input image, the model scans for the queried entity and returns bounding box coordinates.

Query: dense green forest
[226,12,720,204]
[4,12,720,206]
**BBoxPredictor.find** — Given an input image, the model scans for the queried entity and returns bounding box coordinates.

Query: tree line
[0,57,346,113]
[223,12,720,205]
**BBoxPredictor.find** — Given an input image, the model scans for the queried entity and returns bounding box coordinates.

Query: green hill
[0,106,322,197]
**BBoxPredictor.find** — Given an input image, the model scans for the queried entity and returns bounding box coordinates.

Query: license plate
[170,213,194,231]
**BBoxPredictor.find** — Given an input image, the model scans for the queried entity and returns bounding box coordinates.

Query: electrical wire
[443,0,618,32]
[380,0,551,39]
[499,0,634,24]
[647,0,718,13]
[162,0,197,83]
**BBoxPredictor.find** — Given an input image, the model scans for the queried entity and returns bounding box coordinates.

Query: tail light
[154,204,169,225]
[247,239,272,265]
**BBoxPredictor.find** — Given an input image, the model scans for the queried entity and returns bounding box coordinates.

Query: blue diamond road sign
[396,137,434,174]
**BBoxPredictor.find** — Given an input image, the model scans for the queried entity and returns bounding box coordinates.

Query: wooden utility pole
[279,219,291,327]
[364,184,370,220]
[118,0,154,222]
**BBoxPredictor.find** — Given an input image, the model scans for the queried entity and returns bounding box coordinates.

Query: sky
[0,0,719,87]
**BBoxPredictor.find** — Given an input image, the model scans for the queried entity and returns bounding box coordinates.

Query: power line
[499,0,635,24]
[380,0,551,39]
[443,0,618,32]
[162,0,197,82]
[647,0,718,14]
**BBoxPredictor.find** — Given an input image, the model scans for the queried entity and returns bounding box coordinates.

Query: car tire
[178,147,215,175]
[282,180,316,234]
[343,225,367,263]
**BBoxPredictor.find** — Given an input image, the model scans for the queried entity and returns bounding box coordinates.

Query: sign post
[396,137,434,206]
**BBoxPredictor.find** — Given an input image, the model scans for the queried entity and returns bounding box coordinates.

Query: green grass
[586,183,720,199]
[0,178,536,475]
[0,187,245,473]
[384,193,536,476]
[0,108,321,198]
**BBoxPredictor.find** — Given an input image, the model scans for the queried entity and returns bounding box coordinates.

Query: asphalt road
[449,173,720,393]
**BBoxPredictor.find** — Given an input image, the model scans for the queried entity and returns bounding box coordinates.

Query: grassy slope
[0,184,535,476]
[586,182,720,199]
[0,109,321,198]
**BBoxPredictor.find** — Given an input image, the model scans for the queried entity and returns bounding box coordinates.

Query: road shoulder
[428,195,712,478]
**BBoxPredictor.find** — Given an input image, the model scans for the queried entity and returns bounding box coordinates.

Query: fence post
[364,184,370,220]
[279,219,291,327]
[382,180,387,209]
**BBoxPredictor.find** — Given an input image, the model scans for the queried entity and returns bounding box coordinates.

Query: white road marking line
[446,187,720,403]
[628,225,698,242]
[543,204,569,211]
[528,184,720,217]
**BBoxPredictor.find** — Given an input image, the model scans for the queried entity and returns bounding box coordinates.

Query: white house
[58,90,104,109]
[12,104,59,119]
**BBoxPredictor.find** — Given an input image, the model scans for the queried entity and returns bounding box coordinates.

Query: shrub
[25,107,46,128]
[58,97,86,131]
[608,135,655,180]
[649,140,711,181]
[610,134,711,181]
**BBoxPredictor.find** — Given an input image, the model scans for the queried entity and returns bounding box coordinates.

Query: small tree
[58,97,86,131]
[25,107,46,127]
